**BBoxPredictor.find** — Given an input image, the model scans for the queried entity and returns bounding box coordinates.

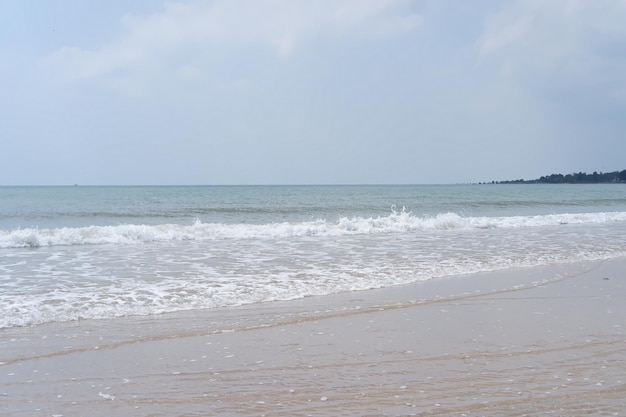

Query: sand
[1,258,625,416]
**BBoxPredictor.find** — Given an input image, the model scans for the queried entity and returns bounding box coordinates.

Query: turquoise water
[3,184,626,228]
[2,184,626,328]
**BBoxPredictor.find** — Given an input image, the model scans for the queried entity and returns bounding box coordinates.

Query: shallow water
[1,259,624,416]
[2,184,626,328]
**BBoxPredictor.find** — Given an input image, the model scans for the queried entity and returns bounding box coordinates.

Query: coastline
[2,258,625,416]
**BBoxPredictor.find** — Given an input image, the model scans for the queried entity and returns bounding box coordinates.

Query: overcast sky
[2,0,625,185]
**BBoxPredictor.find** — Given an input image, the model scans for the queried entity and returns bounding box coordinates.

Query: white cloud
[44,0,422,84]
[475,0,626,90]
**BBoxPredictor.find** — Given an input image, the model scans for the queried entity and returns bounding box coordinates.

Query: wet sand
[1,258,625,416]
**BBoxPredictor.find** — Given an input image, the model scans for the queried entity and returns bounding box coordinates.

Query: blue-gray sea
[2,184,626,328]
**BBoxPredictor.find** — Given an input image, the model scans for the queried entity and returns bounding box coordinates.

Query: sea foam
[2,210,626,249]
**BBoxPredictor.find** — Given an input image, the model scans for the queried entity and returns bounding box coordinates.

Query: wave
[2,210,626,249]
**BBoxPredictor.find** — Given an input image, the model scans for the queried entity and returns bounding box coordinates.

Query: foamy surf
[3,184,626,330]
[2,210,626,249]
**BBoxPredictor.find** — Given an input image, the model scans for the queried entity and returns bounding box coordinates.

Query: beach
[2,257,625,416]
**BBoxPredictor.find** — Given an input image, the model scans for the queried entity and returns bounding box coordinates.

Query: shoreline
[2,258,626,416]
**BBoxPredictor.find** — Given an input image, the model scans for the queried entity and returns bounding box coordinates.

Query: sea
[2,184,626,329]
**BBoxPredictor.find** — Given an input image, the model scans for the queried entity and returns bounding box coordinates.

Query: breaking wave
[2,210,626,249]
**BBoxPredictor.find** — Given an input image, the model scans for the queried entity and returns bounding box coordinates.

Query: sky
[1,0,626,185]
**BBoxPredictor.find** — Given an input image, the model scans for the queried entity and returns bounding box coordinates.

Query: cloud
[44,0,422,84]
[475,0,626,97]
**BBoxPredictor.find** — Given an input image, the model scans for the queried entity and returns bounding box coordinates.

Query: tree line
[495,170,626,184]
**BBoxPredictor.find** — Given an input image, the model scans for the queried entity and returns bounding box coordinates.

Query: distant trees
[498,170,625,184]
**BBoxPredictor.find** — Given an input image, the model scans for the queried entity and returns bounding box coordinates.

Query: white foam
[3,208,626,329]
[2,210,626,249]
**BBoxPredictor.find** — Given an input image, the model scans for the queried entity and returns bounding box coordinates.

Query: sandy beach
[2,258,625,416]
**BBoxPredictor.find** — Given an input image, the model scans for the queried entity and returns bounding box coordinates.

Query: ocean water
[2,184,626,329]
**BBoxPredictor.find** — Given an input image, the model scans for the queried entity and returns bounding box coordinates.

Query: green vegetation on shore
[487,170,626,184]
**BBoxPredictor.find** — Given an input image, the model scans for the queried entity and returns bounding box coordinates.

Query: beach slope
[2,258,625,416]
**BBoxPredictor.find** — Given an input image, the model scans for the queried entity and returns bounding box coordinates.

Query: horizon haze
[2,0,626,185]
